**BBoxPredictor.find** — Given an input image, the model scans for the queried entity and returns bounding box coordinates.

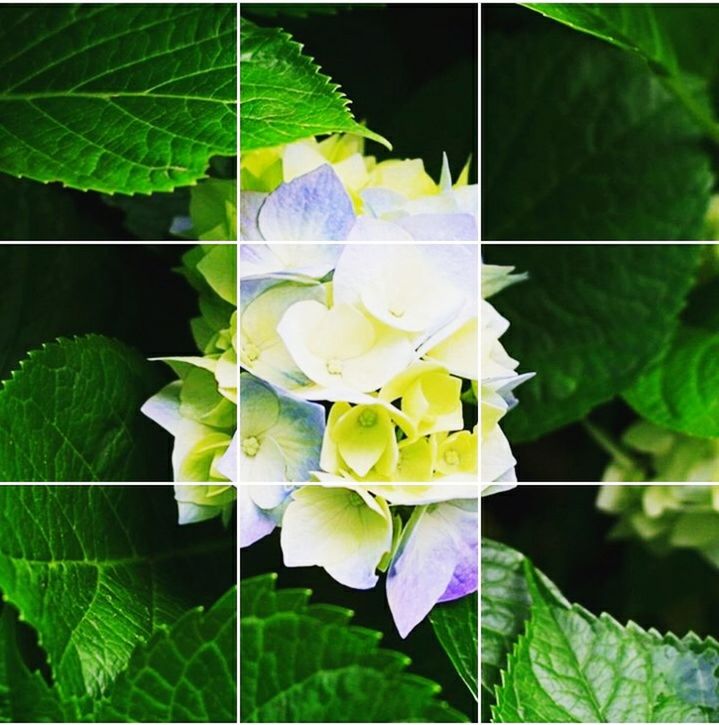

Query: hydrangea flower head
[240,133,477,241]
[142,245,237,482]
[241,484,478,637]
[597,484,719,567]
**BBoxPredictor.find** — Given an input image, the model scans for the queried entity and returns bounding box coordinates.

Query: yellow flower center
[242,436,260,457]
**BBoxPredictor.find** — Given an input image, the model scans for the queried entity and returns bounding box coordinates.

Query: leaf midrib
[0,91,233,105]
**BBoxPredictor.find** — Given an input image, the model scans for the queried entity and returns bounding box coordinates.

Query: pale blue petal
[239,486,277,547]
[386,499,478,637]
[258,165,356,241]
[240,192,267,240]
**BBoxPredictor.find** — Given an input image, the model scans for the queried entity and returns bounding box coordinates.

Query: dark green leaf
[240,574,467,723]
[482,30,713,240]
[624,325,719,438]
[0,4,236,194]
[429,595,478,701]
[483,245,702,442]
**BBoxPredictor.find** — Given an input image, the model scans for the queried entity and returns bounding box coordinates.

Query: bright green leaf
[429,594,478,701]
[240,18,390,152]
[99,587,237,722]
[0,335,167,482]
[493,561,719,723]
[482,30,713,240]
[0,486,235,699]
[0,4,236,195]
[240,574,469,723]
[483,245,703,442]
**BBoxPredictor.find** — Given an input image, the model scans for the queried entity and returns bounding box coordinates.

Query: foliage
[0,486,236,723]
[0,4,236,240]
[482,536,719,723]
[240,573,468,723]
[483,3,719,240]
[0,244,224,482]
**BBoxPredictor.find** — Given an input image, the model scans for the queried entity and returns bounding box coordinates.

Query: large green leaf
[240,18,389,152]
[429,594,478,701]
[0,4,236,194]
[99,587,237,722]
[522,3,719,140]
[0,486,235,700]
[482,29,713,240]
[0,335,166,482]
[240,574,468,723]
[483,245,703,442]
[522,3,678,71]
[493,561,719,723]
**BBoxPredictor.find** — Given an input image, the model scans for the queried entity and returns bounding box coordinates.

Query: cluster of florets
[240,244,478,482]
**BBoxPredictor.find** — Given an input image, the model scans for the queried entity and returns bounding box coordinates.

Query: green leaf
[0,605,65,723]
[99,587,237,723]
[483,245,703,442]
[522,4,676,68]
[240,574,469,723]
[493,561,719,723]
[624,325,719,438]
[240,18,390,152]
[480,539,568,721]
[0,4,236,194]
[522,3,719,140]
[482,29,713,240]
[0,486,235,699]
[0,335,166,481]
[429,594,478,701]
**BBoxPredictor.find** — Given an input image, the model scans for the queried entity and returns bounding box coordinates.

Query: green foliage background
[482,3,719,240]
